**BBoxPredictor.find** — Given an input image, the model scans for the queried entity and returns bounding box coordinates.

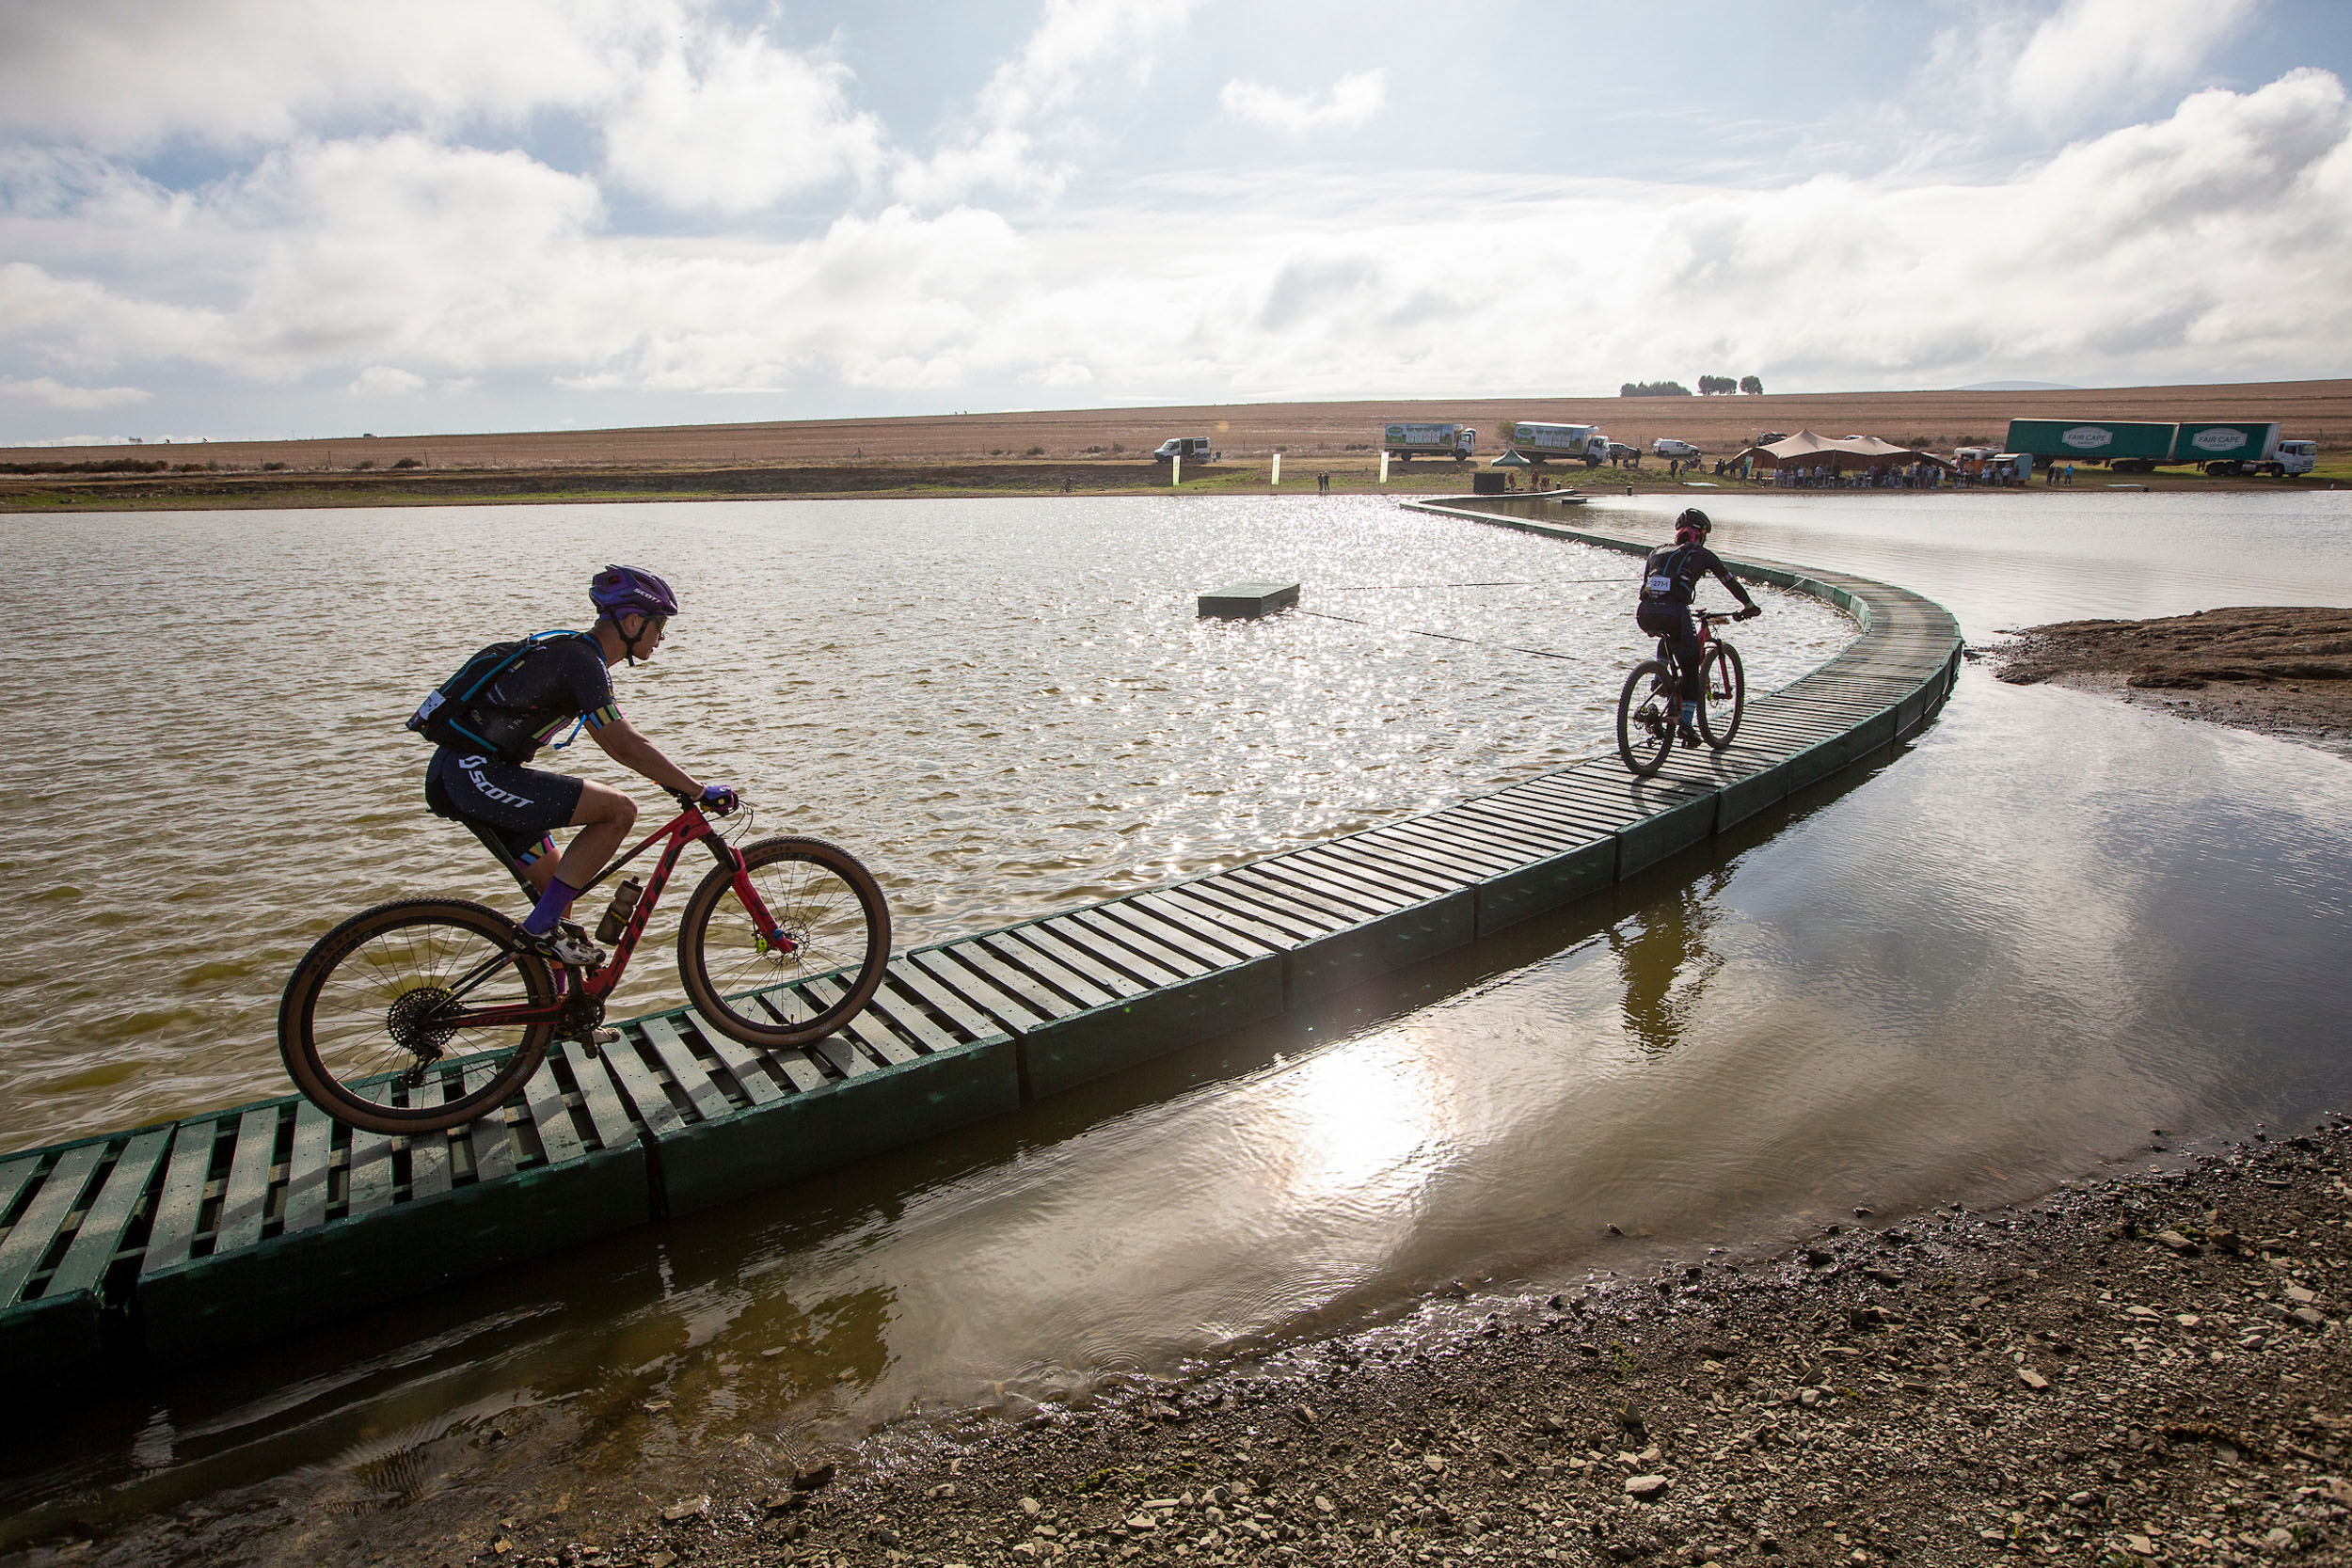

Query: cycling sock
[522,878,584,938]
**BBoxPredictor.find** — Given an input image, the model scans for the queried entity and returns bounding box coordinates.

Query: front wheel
[278,898,557,1134]
[1617,659,1677,778]
[677,836,893,1048]
[1696,641,1746,750]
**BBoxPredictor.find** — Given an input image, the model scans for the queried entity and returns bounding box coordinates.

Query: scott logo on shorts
[460,757,534,808]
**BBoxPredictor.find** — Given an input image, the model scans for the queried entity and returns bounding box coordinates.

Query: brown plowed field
[8,379,2348,472]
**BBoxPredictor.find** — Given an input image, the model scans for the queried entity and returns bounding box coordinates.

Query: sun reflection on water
[1263,1042,1456,1216]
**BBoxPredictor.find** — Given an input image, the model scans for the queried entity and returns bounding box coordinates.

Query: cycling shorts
[425,748,582,867]
[1635,601,1703,686]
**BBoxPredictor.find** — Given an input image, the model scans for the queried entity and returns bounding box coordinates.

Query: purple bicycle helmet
[590,564,679,622]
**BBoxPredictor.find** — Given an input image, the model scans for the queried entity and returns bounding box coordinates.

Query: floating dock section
[0,499,1963,1386]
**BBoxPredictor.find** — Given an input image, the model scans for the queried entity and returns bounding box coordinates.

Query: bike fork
[728,866,800,958]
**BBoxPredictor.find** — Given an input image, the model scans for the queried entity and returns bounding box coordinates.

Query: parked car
[1652,437,1702,460]
[1605,441,1640,464]
[1152,437,1213,462]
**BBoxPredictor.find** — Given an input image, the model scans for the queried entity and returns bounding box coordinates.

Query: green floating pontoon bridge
[0,502,1964,1388]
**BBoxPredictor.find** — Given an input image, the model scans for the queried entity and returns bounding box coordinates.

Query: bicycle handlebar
[666,785,750,817]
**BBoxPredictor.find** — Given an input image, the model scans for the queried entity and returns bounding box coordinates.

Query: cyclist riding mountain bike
[421,564,738,969]
[1636,509,1761,746]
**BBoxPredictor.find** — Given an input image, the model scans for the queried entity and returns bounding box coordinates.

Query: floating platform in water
[1198,580,1300,618]
[0,499,1963,1389]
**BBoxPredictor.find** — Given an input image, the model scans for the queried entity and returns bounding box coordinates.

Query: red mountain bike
[1615,609,1747,777]
[278,793,890,1134]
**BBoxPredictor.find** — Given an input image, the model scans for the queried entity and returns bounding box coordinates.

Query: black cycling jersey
[1638,541,1756,610]
[467,633,622,763]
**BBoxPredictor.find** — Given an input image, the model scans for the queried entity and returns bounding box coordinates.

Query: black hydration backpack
[1640,544,1696,605]
[405,629,582,761]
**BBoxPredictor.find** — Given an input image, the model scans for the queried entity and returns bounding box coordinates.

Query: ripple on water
[0,496,1851,1149]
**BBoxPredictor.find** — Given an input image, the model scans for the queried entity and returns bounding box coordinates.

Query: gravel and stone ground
[424,1123,2352,1568]
[1991,608,2352,759]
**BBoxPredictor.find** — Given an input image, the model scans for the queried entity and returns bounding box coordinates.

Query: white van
[1652,437,1702,460]
[1152,437,1212,462]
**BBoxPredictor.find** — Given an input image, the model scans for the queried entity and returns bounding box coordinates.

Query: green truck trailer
[2004,419,2300,475]
[2003,420,2176,466]
[2169,421,2282,473]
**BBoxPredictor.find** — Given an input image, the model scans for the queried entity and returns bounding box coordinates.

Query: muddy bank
[1994,606,2352,758]
[40,1124,2352,1568]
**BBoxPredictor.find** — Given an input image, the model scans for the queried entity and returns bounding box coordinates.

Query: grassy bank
[3,454,2344,512]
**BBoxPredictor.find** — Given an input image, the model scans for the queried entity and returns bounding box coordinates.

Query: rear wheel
[1616,659,1677,778]
[1696,641,1746,750]
[677,836,892,1048]
[278,899,556,1134]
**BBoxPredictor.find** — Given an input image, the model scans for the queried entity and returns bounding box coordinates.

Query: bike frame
[1651,610,1733,696]
[441,801,786,1029]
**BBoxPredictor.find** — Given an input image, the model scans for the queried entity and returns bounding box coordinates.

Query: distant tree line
[1623,375,1765,397]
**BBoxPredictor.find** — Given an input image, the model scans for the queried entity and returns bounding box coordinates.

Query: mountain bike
[278,792,891,1134]
[1615,610,1747,777]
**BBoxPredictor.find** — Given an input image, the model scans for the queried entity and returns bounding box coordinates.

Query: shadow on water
[8,491,2352,1561]
[0,739,1899,1547]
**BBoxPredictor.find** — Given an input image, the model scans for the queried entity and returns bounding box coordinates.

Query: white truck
[1501,420,1609,467]
[2275,438,2318,476]
[1382,421,1476,461]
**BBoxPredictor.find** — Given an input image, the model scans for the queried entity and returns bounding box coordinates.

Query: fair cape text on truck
[1382,422,1476,461]
[2003,419,2312,476]
[1501,421,1609,466]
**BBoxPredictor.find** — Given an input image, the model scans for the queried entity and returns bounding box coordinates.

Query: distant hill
[1954,380,2080,392]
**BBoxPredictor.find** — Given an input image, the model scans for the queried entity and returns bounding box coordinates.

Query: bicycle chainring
[561,989,607,1044]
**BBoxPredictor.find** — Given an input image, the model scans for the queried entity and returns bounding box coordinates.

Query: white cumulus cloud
[600,25,885,212]
[348,366,426,398]
[1220,70,1388,135]
[1922,0,2261,140]
[895,0,1196,205]
[0,374,149,409]
[0,0,626,151]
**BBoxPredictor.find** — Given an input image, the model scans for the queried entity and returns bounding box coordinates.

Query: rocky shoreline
[363,1123,2352,1568]
[1992,608,2352,760]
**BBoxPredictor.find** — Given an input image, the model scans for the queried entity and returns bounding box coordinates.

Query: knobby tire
[279,897,557,1135]
[676,836,892,1049]
[1617,659,1677,778]
[1697,641,1746,751]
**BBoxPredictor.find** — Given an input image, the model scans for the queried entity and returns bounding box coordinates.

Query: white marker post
[1172,452,1182,487]
[1271,452,1281,486]
[1378,451,1390,485]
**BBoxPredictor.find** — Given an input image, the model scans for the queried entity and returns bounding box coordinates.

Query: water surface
[6,488,2350,1560]
[0,497,1847,1148]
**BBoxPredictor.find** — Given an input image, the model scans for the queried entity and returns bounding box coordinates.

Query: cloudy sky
[4,0,2350,444]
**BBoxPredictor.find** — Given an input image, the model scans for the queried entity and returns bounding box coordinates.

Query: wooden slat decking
[0,498,1961,1385]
